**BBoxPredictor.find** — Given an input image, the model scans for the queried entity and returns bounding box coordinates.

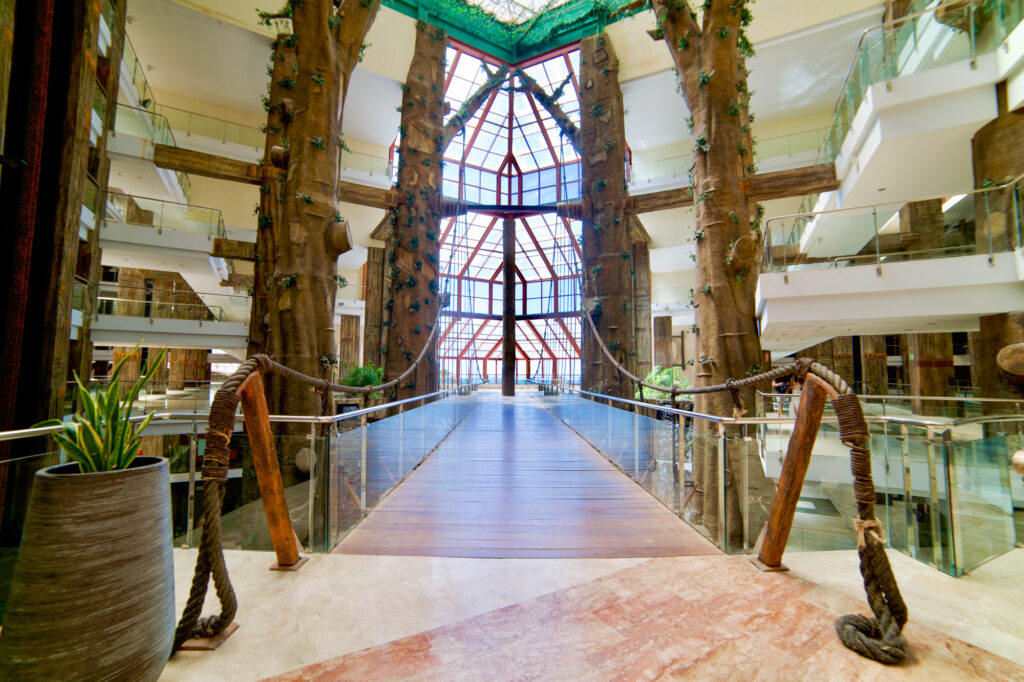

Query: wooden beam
[153,144,398,209]
[153,144,264,184]
[212,238,256,262]
[220,273,253,289]
[338,179,396,210]
[238,372,305,570]
[627,163,838,214]
[756,376,831,570]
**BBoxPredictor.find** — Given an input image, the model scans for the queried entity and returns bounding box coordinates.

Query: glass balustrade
[0,385,480,619]
[340,149,393,178]
[104,191,226,239]
[628,128,827,188]
[819,0,1024,166]
[762,173,1024,273]
[154,104,264,150]
[94,282,251,324]
[112,105,192,202]
[536,383,1023,576]
[121,36,155,111]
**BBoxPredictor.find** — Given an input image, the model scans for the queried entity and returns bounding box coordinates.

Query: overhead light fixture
[879,210,900,234]
[942,193,967,212]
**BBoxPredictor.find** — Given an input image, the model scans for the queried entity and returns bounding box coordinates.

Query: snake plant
[35,346,166,472]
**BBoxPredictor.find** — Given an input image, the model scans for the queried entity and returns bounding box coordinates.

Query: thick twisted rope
[171,326,439,652]
[171,356,262,651]
[582,313,909,664]
[583,309,798,408]
[264,322,440,397]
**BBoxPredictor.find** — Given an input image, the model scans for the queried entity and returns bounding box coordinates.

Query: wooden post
[754,376,830,570]
[238,372,306,570]
[502,217,516,396]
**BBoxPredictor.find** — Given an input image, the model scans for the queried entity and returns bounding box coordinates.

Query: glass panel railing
[762,174,1024,273]
[536,383,1021,576]
[94,282,251,323]
[819,0,1024,165]
[113,105,192,202]
[340,149,393,179]
[64,381,222,419]
[72,277,87,312]
[81,176,99,234]
[949,420,1020,572]
[628,128,828,188]
[120,36,155,111]
[154,104,264,150]
[114,103,173,146]
[0,384,480,619]
[104,191,226,239]
[326,388,480,550]
[757,391,1024,421]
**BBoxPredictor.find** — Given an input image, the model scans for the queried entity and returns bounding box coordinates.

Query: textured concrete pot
[0,456,174,680]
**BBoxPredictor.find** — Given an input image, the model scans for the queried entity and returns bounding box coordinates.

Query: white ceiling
[622,5,883,150]
[127,0,272,114]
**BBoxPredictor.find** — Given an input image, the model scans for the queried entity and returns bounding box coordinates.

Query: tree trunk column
[579,33,632,397]
[502,217,516,396]
[653,316,673,368]
[362,246,384,367]
[383,23,446,400]
[631,239,653,381]
[860,334,888,395]
[907,333,954,416]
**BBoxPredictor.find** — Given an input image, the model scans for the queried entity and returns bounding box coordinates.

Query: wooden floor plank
[335,391,719,559]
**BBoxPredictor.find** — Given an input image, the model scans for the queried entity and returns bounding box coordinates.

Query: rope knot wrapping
[833,393,870,444]
[725,378,745,417]
[793,357,814,382]
[854,517,886,548]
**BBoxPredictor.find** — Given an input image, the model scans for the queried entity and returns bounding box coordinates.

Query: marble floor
[162,547,1024,681]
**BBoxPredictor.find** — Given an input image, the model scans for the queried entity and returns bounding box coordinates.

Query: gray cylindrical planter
[0,456,174,681]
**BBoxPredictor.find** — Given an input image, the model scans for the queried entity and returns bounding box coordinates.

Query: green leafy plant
[635,365,692,401]
[339,362,384,398]
[34,346,167,472]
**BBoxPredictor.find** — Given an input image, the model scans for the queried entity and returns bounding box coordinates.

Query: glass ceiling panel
[435,44,584,381]
[467,0,570,24]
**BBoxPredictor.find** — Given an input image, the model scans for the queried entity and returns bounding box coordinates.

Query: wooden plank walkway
[335,390,720,559]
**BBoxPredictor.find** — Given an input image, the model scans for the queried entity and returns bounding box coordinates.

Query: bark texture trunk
[384,25,507,399]
[651,0,770,547]
[578,33,633,397]
[249,0,379,420]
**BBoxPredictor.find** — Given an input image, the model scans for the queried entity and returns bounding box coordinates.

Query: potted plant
[0,347,174,681]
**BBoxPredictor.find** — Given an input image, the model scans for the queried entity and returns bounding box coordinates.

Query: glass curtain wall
[431,43,585,386]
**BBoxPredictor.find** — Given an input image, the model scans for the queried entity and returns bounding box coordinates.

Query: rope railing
[172,325,441,652]
[580,310,908,664]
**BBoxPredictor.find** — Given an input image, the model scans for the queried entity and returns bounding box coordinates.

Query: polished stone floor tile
[263,553,1024,681]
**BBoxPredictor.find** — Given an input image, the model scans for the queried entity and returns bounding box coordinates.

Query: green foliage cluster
[34,345,166,473]
[635,365,692,401]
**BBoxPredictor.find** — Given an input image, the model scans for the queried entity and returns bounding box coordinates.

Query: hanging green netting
[383,0,648,62]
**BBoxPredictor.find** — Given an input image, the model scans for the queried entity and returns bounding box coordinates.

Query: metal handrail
[763,171,1024,268]
[1,383,483,443]
[153,103,263,132]
[631,126,829,171]
[817,0,982,165]
[755,389,1023,405]
[532,381,1022,429]
[97,282,252,302]
[114,103,178,146]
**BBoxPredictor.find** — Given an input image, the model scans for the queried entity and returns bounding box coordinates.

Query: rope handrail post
[754,373,831,570]
[574,303,911,666]
[239,370,307,571]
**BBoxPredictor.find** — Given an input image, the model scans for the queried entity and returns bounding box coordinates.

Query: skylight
[468,0,568,24]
